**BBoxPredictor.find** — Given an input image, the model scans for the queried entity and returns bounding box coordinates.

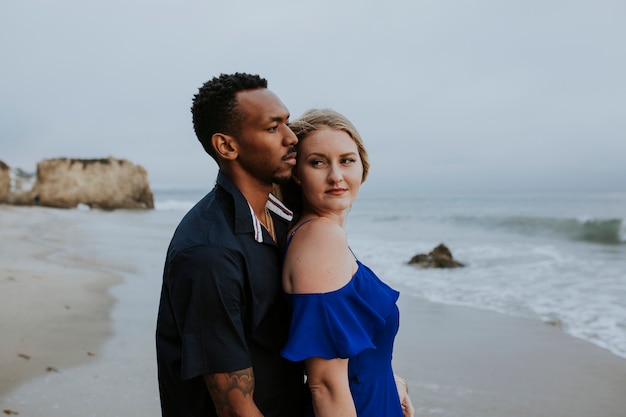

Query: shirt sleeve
[167,244,250,379]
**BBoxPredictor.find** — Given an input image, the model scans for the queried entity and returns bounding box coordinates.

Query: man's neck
[231,177,272,218]
[220,164,274,216]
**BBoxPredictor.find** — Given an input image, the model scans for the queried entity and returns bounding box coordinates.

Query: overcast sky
[1,0,625,195]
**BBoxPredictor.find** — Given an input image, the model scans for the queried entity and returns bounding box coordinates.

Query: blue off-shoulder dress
[281,257,403,417]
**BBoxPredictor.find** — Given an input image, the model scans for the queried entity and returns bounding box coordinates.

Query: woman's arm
[305,357,357,417]
[204,368,263,417]
[284,219,358,416]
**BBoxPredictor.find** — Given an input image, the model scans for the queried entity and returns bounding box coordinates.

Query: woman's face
[294,127,364,217]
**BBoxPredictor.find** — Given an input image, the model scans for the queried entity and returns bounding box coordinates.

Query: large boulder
[0,160,10,203]
[6,166,37,205]
[408,243,465,268]
[30,157,154,209]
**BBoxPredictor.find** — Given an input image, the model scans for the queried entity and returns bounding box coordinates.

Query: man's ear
[212,133,238,161]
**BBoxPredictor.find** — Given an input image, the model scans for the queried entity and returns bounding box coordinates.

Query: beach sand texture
[1,205,625,417]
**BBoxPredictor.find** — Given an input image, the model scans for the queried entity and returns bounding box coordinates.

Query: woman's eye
[310,159,324,167]
[341,158,356,165]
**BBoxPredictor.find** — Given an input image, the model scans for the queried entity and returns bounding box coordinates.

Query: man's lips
[283,151,297,165]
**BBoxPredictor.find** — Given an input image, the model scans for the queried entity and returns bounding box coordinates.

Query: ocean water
[153,188,626,360]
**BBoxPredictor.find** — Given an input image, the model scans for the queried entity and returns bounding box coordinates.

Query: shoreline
[2,205,626,416]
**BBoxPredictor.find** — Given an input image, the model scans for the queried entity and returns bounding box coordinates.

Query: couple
[156,73,414,417]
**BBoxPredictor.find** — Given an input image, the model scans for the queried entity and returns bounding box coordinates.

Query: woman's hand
[394,375,415,417]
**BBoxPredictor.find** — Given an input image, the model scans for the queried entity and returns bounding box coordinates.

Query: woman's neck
[299,209,347,228]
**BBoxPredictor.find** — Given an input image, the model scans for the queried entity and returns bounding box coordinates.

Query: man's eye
[267,125,278,132]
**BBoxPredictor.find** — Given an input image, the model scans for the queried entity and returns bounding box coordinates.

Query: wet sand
[393,297,626,417]
[0,206,121,397]
[1,205,626,416]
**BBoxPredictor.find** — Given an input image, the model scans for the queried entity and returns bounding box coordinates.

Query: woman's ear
[292,173,301,185]
[212,133,238,161]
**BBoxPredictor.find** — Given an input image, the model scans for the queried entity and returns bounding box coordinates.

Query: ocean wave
[152,188,208,212]
[154,199,196,212]
[451,216,625,245]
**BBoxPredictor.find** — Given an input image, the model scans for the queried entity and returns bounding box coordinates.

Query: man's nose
[283,125,297,145]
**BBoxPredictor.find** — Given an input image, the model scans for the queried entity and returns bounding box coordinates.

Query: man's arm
[204,367,263,417]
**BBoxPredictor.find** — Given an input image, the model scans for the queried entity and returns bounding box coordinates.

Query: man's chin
[272,175,292,186]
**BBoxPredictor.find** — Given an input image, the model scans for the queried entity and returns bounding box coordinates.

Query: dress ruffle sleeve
[281,261,399,361]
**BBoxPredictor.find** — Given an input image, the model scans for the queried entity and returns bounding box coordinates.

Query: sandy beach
[0,206,121,396]
[1,205,626,417]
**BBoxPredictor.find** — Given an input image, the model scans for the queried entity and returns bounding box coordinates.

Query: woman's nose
[328,163,343,183]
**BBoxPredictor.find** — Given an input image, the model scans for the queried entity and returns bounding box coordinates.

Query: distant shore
[2,205,626,417]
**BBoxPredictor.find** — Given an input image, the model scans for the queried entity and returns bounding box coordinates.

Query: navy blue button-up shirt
[156,171,306,417]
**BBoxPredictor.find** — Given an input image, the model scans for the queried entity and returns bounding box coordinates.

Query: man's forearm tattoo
[205,368,255,409]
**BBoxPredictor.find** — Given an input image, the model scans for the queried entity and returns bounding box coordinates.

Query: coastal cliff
[0,157,154,209]
[0,161,10,203]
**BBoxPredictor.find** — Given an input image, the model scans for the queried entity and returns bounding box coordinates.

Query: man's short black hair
[191,73,268,161]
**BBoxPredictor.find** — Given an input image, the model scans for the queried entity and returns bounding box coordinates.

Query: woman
[280,109,414,417]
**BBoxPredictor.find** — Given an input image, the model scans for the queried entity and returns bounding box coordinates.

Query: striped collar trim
[249,193,293,243]
[267,193,293,221]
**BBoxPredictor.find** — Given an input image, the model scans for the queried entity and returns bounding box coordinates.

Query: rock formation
[29,157,154,209]
[3,165,37,205]
[0,160,10,203]
[408,243,465,268]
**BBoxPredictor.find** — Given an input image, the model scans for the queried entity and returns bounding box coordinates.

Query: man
[156,73,307,417]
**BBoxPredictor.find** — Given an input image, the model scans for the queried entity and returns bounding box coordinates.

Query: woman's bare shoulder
[291,217,346,244]
[284,218,353,294]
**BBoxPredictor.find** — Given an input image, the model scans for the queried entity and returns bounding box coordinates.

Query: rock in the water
[408,243,465,268]
[29,157,154,209]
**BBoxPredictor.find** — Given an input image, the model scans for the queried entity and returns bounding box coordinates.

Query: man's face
[233,88,298,185]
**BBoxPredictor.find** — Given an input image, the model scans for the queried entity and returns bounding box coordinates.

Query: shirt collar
[216,171,293,243]
[248,193,293,243]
